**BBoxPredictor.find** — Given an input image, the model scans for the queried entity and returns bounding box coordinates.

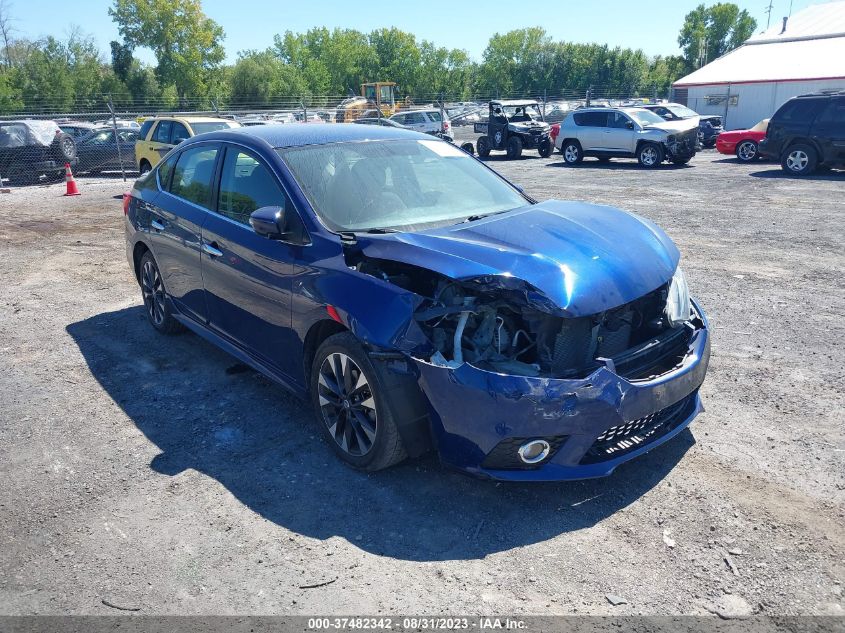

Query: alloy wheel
[318,352,378,456]
[738,141,757,161]
[641,146,659,166]
[786,149,808,172]
[141,260,165,326]
[564,145,579,163]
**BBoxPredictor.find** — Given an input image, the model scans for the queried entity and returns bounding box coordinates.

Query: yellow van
[135,116,240,173]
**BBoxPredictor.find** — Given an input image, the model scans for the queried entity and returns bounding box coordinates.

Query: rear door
[812,97,845,165]
[574,111,607,150]
[201,145,305,377]
[145,142,221,322]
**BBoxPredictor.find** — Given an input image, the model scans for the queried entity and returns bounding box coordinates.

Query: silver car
[554,107,699,168]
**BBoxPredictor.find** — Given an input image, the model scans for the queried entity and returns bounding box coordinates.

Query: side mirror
[249,206,286,238]
[626,121,635,130]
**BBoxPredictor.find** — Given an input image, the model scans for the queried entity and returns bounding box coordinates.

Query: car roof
[206,122,432,148]
[490,100,540,107]
[148,116,233,123]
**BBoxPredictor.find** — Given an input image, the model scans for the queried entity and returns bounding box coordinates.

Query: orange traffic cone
[63,163,80,196]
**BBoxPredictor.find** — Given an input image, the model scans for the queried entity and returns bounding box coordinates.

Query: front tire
[506,136,523,159]
[311,332,407,471]
[781,143,818,176]
[538,139,552,158]
[637,142,663,168]
[561,140,583,165]
[476,136,491,158]
[139,251,184,335]
[736,140,759,163]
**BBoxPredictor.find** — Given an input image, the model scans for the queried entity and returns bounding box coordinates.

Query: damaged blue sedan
[124,124,710,481]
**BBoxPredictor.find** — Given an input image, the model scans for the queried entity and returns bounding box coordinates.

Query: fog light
[518,439,551,464]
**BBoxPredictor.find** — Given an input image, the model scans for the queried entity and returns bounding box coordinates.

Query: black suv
[0,120,77,183]
[758,91,845,176]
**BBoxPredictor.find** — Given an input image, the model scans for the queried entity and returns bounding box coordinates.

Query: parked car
[473,100,552,159]
[389,109,452,141]
[555,107,698,167]
[641,103,722,149]
[716,119,770,162]
[270,113,298,125]
[353,117,409,129]
[759,91,845,176]
[57,121,104,139]
[124,124,710,480]
[135,116,240,173]
[543,104,571,123]
[75,127,139,174]
[0,119,77,183]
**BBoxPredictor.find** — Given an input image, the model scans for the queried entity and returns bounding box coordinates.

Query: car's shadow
[749,168,844,180]
[545,160,692,171]
[477,154,546,162]
[67,306,695,562]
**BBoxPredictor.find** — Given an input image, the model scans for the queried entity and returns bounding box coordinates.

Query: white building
[673,1,845,129]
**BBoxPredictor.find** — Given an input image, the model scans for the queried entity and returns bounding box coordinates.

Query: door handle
[151,219,165,231]
[202,242,223,257]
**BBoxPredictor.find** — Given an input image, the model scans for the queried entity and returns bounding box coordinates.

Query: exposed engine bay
[352,254,692,379]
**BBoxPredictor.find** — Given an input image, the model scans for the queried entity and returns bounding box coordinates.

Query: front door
[146,143,221,322]
[812,97,845,165]
[201,145,304,377]
[603,111,637,153]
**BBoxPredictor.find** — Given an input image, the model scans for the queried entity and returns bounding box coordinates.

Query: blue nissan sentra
[124,124,710,481]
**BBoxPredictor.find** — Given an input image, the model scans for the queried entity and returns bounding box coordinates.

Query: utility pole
[765,0,774,29]
[107,95,127,183]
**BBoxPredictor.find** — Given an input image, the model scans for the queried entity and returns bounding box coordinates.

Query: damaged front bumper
[412,300,710,481]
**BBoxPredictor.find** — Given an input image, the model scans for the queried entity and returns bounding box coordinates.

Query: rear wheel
[781,143,817,176]
[561,140,583,165]
[506,136,523,159]
[476,136,491,158]
[310,332,407,471]
[637,142,663,168]
[139,251,184,335]
[736,140,758,162]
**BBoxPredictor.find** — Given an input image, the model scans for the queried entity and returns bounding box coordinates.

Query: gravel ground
[0,144,843,617]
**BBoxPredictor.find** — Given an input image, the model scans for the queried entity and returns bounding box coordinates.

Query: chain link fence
[0,86,673,187]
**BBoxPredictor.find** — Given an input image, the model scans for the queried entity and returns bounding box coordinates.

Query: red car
[716,119,769,162]
[550,122,560,145]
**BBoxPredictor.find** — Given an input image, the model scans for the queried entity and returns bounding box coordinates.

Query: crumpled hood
[643,118,699,134]
[356,200,680,317]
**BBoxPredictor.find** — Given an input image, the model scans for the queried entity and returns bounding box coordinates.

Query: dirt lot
[0,144,843,617]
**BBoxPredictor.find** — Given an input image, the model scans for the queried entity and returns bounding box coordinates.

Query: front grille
[481,435,569,470]
[580,391,697,464]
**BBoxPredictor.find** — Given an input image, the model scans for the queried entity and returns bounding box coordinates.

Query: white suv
[389,109,453,140]
[555,107,699,167]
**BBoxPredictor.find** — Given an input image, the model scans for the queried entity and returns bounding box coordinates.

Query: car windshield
[666,105,700,118]
[628,110,668,126]
[279,139,528,233]
[503,105,541,121]
[191,122,238,134]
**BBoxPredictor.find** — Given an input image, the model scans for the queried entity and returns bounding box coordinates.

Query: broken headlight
[665,266,691,328]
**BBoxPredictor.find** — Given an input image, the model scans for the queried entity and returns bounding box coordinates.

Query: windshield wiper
[461,209,511,224]
[358,227,399,234]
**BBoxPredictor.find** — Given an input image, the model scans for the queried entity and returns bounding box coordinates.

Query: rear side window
[139,120,154,140]
[573,112,607,127]
[152,121,172,143]
[405,112,426,124]
[428,111,442,122]
[775,99,825,124]
[217,149,286,225]
[169,145,219,209]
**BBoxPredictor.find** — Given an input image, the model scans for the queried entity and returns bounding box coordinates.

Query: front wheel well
[132,242,150,283]
[302,318,348,390]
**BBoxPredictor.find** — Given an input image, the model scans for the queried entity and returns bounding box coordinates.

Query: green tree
[109,0,226,101]
[229,50,307,105]
[678,3,757,71]
[110,40,133,82]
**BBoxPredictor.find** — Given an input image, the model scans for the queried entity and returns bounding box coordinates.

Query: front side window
[218,149,286,225]
[152,121,172,143]
[171,122,190,144]
[279,139,528,233]
[608,112,632,129]
[157,153,178,190]
[169,145,219,209]
[88,130,114,145]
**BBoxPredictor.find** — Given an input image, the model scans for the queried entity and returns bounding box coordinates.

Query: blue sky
[6,0,817,64]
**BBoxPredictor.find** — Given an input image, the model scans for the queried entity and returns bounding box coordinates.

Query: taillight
[123,192,130,215]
